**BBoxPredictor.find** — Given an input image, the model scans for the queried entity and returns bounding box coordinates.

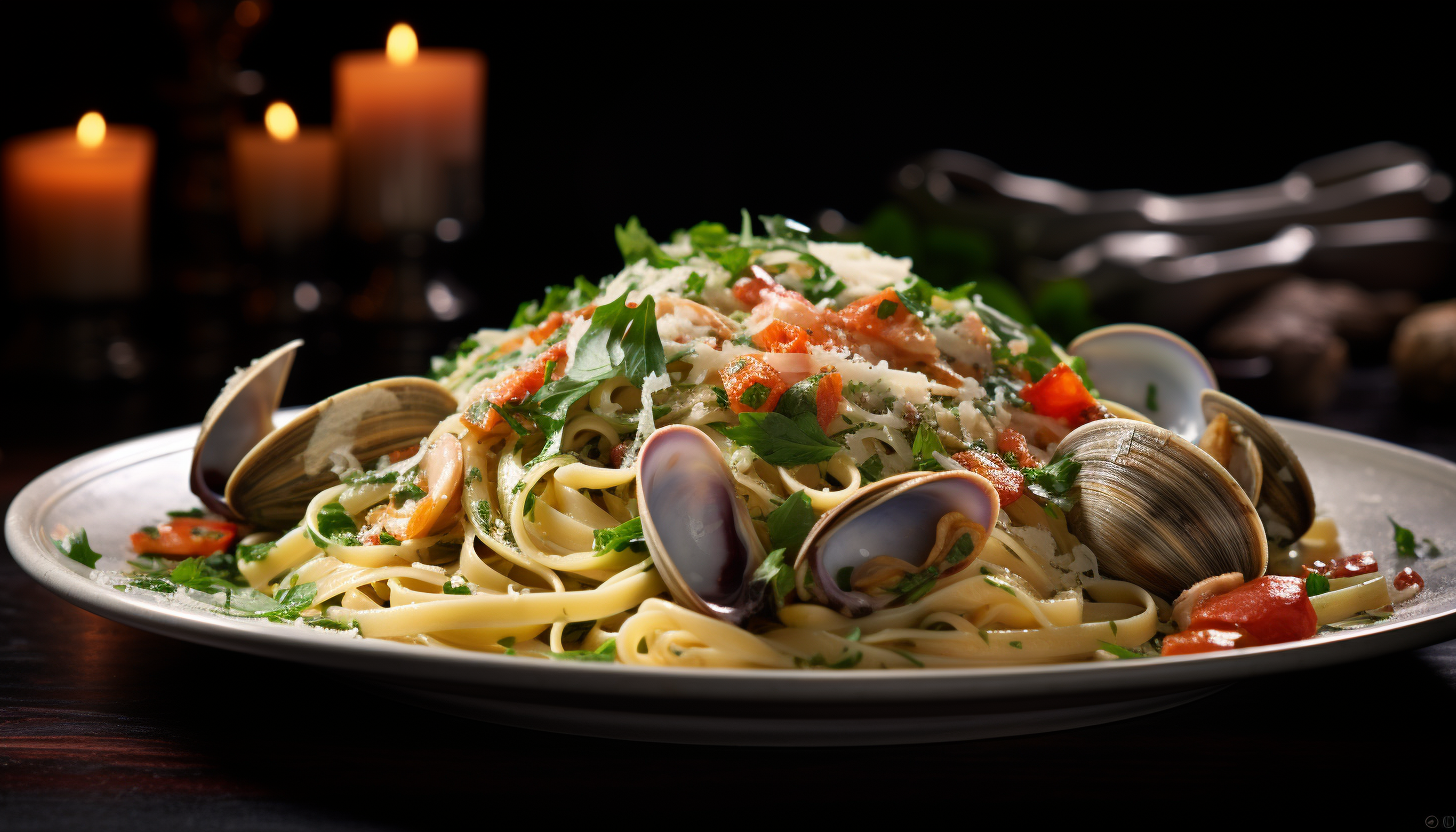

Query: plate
[8,416,1456,746]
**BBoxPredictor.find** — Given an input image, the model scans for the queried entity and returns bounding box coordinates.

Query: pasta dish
[72,214,1426,668]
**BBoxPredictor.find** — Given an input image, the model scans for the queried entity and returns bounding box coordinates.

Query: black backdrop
[2,3,1452,447]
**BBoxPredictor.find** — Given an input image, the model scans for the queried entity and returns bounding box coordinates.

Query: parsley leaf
[313,501,359,546]
[237,540,277,562]
[721,411,839,466]
[1390,516,1417,557]
[593,516,646,555]
[341,469,398,485]
[684,272,706,296]
[712,386,731,408]
[775,373,826,421]
[739,382,771,409]
[1305,572,1331,597]
[857,455,884,483]
[52,529,103,568]
[765,491,815,553]
[911,423,946,471]
[877,299,898,319]
[752,548,796,608]
[1021,455,1081,512]
[442,576,472,595]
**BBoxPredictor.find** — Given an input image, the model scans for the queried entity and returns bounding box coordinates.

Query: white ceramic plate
[8,416,1456,746]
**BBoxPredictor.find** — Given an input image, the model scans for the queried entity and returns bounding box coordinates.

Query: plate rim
[8,416,1456,704]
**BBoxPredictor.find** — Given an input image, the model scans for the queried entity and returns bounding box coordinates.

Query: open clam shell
[1201,389,1315,543]
[190,340,302,521]
[1058,418,1268,600]
[635,425,768,625]
[793,471,1001,617]
[1068,324,1218,441]
[225,377,459,528]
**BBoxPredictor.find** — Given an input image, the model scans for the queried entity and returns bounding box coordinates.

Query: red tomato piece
[388,444,420,463]
[997,428,1040,469]
[754,319,811,354]
[721,354,787,414]
[1018,363,1103,426]
[1188,575,1318,645]
[130,518,238,558]
[1161,627,1260,656]
[610,440,633,469]
[950,450,1025,507]
[815,372,843,430]
[1305,551,1378,579]
[1394,567,1424,592]
[461,342,568,435]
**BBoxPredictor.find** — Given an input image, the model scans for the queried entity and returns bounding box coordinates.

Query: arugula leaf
[1096,641,1144,659]
[911,423,946,471]
[614,217,678,268]
[548,638,618,662]
[766,491,815,553]
[1305,572,1331,597]
[510,283,572,328]
[721,411,839,466]
[567,292,665,386]
[752,548,796,608]
[593,516,646,555]
[1021,455,1081,512]
[313,501,359,546]
[52,529,102,568]
[857,455,884,483]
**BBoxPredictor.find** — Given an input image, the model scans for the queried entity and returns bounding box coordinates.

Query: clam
[1057,418,1268,600]
[636,425,768,625]
[1201,389,1315,543]
[793,471,1001,617]
[1068,324,1218,441]
[225,377,459,528]
[190,340,303,520]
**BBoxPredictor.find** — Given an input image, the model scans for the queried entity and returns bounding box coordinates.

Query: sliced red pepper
[815,372,843,430]
[951,450,1024,507]
[130,518,238,558]
[1019,363,1103,426]
[1162,627,1260,656]
[1304,551,1377,579]
[1188,575,1318,645]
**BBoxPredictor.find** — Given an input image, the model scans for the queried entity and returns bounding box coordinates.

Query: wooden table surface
[4,368,1455,828]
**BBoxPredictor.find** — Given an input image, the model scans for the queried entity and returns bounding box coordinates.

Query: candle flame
[264,101,299,142]
[386,23,418,66]
[77,112,106,149]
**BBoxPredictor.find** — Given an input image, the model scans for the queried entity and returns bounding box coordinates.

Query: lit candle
[229,101,340,252]
[3,112,155,300]
[334,23,486,240]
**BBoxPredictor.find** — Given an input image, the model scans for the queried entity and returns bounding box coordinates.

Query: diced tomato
[720,354,787,414]
[1187,575,1318,645]
[1305,551,1378,579]
[754,319,811,354]
[1019,363,1104,427]
[997,428,1040,469]
[1162,627,1260,656]
[951,450,1024,507]
[527,305,595,345]
[1394,567,1424,592]
[815,372,843,430]
[461,342,568,435]
[732,268,811,309]
[833,288,938,366]
[610,440,633,469]
[130,518,238,558]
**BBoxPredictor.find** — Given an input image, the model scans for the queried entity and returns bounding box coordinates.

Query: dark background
[2,6,1454,827]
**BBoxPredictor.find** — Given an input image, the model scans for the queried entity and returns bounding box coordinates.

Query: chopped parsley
[752,548,796,608]
[312,501,359,546]
[442,576,472,595]
[1096,641,1144,659]
[547,638,618,662]
[857,455,885,483]
[739,382,771,409]
[1389,516,1440,558]
[592,516,646,555]
[1145,382,1159,412]
[876,299,898,319]
[237,540,277,562]
[166,508,205,518]
[720,411,838,466]
[911,422,946,471]
[1020,454,1081,513]
[1305,572,1330,597]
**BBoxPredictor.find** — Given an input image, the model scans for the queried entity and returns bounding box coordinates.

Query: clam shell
[1068,324,1218,441]
[1201,389,1315,542]
[226,377,459,528]
[794,470,1000,617]
[190,340,302,521]
[1058,418,1268,599]
[635,425,767,625]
